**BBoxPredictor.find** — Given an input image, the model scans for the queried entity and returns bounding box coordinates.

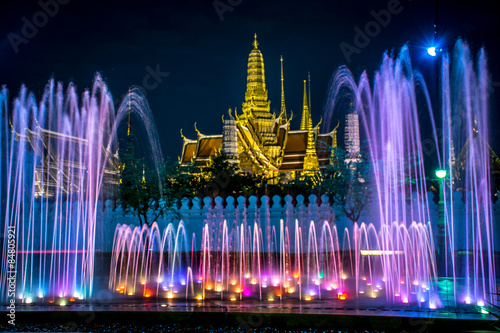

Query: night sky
[1,0,499,160]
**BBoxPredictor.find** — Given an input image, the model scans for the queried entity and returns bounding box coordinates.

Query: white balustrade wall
[95,191,500,253]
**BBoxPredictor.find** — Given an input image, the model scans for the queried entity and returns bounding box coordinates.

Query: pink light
[16,250,88,254]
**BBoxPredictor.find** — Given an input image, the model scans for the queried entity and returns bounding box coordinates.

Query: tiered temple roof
[180,35,337,178]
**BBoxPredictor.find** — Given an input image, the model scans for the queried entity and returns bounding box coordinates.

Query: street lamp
[434,168,447,279]
[435,169,446,179]
[427,47,437,57]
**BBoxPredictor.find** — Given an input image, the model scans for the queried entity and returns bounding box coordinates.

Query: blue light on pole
[427,46,437,57]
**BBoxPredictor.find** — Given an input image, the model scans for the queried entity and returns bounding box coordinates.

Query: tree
[118,135,163,227]
[283,170,322,196]
[321,146,373,224]
[163,158,199,205]
[196,151,266,198]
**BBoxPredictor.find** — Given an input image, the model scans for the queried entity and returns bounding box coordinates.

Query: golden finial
[300,79,311,130]
[316,116,322,127]
[228,107,232,116]
[253,33,259,49]
[280,55,287,124]
[308,72,311,113]
[180,128,185,139]
[194,122,200,135]
[127,87,132,136]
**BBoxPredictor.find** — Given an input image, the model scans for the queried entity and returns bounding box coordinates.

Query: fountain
[0,39,496,313]
[108,39,496,308]
[0,75,162,302]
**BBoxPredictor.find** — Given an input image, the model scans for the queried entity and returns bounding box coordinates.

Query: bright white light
[435,169,447,179]
[427,47,437,57]
[360,250,404,255]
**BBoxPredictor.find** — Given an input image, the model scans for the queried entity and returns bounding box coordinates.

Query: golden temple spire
[242,34,271,122]
[127,87,132,136]
[308,72,311,113]
[303,120,319,172]
[253,33,259,49]
[279,55,287,125]
[300,79,311,130]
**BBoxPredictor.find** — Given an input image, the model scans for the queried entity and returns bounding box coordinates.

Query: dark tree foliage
[320,146,373,224]
[196,152,266,198]
[163,158,199,204]
[118,135,163,227]
[118,142,373,225]
[283,171,322,196]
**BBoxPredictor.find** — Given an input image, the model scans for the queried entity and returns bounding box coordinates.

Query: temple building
[179,35,338,181]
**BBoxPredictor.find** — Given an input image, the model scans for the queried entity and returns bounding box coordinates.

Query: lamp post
[435,168,446,277]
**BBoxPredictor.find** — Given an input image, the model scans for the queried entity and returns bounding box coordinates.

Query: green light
[435,169,447,179]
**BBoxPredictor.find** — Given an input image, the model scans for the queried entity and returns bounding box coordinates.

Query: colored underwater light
[427,46,437,57]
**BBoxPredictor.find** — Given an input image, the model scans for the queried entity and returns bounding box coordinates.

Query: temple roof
[196,135,222,160]
[179,35,338,174]
[180,141,196,164]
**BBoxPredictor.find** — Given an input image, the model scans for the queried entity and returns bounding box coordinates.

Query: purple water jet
[0,39,496,311]
[0,75,163,302]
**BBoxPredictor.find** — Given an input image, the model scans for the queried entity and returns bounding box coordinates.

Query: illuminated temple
[180,35,338,181]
